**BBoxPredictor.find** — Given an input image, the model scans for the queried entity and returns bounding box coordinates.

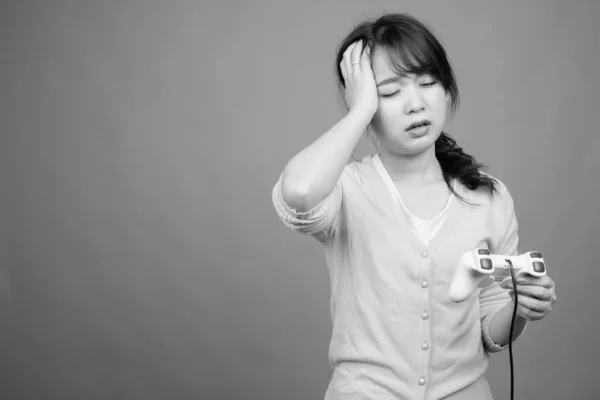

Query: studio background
[2,0,599,399]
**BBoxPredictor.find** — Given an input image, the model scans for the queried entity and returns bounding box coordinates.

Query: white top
[372,153,453,246]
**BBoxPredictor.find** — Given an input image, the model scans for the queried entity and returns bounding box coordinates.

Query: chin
[411,129,439,144]
[395,134,439,155]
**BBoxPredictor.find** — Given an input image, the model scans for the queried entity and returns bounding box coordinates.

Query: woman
[272,12,556,399]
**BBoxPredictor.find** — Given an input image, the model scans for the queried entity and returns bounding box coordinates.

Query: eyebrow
[376,76,405,88]
[376,73,435,88]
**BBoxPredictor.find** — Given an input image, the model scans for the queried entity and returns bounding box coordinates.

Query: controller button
[421,280,429,289]
[480,258,493,270]
[421,250,429,257]
[478,249,491,255]
[421,341,430,351]
[530,252,542,259]
[418,377,426,386]
[421,311,429,320]
[533,261,545,273]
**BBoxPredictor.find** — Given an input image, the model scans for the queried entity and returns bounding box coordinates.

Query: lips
[406,120,431,131]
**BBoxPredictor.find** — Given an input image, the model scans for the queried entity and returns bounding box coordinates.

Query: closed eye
[420,81,436,87]
[381,90,400,98]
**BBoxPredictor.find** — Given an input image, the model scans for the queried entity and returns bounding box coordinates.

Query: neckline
[373,153,454,220]
[369,153,464,252]
[396,185,454,223]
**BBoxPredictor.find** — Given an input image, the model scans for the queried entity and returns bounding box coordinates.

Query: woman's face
[369,47,449,155]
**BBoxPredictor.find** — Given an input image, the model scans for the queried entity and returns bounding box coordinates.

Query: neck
[379,146,443,184]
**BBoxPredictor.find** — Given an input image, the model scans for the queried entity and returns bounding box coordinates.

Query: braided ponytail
[435,132,499,203]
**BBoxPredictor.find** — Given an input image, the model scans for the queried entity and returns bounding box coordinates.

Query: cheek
[428,91,449,117]
[372,103,406,130]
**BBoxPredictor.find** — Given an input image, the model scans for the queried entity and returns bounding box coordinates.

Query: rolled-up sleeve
[271,172,343,244]
[479,179,527,352]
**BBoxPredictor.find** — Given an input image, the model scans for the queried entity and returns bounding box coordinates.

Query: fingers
[360,42,372,70]
[501,278,557,302]
[340,59,348,83]
[510,284,554,301]
[499,274,557,321]
[541,276,555,289]
[509,292,553,320]
[351,39,364,64]
[341,41,356,81]
[340,39,366,83]
[509,291,553,312]
[516,274,554,289]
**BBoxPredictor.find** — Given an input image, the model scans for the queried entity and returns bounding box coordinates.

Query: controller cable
[506,259,518,400]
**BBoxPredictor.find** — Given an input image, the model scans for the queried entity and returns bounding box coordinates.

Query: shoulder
[481,172,514,209]
[468,172,518,235]
[455,171,514,210]
[338,154,377,185]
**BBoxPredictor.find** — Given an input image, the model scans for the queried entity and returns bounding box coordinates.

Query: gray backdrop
[2,0,599,399]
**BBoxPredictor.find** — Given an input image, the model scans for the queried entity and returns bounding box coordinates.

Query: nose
[404,84,425,114]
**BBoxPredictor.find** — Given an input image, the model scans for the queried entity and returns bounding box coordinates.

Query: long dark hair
[334,13,498,201]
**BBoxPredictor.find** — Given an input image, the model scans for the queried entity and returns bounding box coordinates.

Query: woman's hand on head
[340,40,378,119]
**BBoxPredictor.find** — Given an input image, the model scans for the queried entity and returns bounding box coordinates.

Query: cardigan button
[418,377,426,386]
[421,311,429,320]
[421,280,429,288]
[421,250,429,257]
[421,341,430,351]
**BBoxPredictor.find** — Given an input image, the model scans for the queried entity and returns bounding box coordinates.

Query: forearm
[488,299,528,346]
[281,109,372,212]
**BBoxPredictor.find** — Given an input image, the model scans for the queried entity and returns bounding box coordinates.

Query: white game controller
[449,248,546,303]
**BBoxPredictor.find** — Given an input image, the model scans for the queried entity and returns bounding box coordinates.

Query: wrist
[488,300,528,346]
[347,107,375,127]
